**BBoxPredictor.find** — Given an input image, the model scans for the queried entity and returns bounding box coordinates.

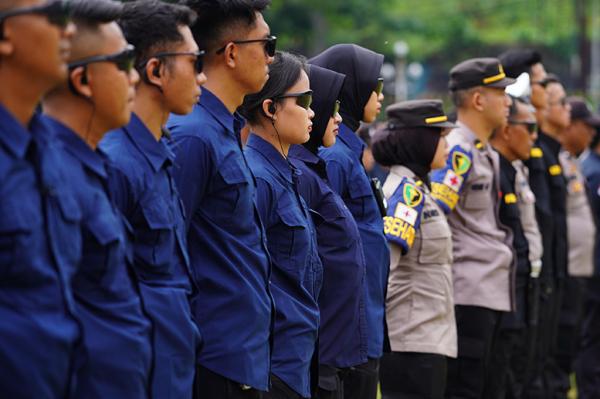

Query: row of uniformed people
[3,1,597,399]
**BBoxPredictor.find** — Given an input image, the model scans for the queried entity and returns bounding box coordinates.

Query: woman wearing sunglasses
[309,44,389,399]
[240,52,321,399]
[372,100,456,399]
[288,64,369,399]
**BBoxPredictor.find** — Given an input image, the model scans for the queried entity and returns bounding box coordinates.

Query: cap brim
[584,114,600,128]
[486,76,516,89]
[427,121,457,129]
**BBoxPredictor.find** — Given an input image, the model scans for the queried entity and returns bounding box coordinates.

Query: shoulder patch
[452,151,472,175]
[530,147,543,158]
[403,182,423,207]
[384,177,425,253]
[549,164,562,176]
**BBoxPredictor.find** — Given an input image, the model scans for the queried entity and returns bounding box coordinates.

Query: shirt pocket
[0,199,35,273]
[273,207,309,273]
[140,195,175,274]
[53,191,83,271]
[463,180,491,211]
[207,160,250,227]
[418,217,452,265]
[318,200,354,248]
[346,170,372,220]
[85,208,123,281]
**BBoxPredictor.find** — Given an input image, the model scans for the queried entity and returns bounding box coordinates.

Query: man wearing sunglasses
[167,0,275,397]
[41,1,155,398]
[0,1,83,398]
[99,1,206,398]
[488,96,542,397]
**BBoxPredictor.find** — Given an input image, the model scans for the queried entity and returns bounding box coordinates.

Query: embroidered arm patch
[384,178,425,254]
[430,144,473,213]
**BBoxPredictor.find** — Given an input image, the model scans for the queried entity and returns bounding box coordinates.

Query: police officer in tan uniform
[429,58,515,399]
[372,100,456,399]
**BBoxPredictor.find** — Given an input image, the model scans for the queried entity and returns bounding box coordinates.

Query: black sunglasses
[509,120,538,134]
[275,90,313,110]
[374,78,384,96]
[152,50,205,74]
[216,35,277,57]
[332,100,341,118]
[0,1,70,28]
[69,44,136,73]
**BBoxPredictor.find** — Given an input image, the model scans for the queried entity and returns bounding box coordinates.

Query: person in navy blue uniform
[240,51,321,399]
[167,1,275,397]
[41,2,153,397]
[99,2,205,398]
[309,43,390,399]
[0,2,83,398]
[287,64,369,399]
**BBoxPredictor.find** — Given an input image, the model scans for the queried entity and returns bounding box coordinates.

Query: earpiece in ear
[81,71,88,85]
[152,65,161,78]
[269,103,276,115]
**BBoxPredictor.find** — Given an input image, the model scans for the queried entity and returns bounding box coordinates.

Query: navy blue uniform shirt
[166,89,273,390]
[246,134,322,398]
[289,144,368,368]
[0,105,81,399]
[100,114,200,398]
[319,122,390,359]
[47,116,152,399]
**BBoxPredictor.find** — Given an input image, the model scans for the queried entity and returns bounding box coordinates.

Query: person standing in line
[428,58,515,399]
[240,51,321,399]
[579,122,600,399]
[309,44,390,399]
[372,100,456,399]
[167,1,275,397]
[99,1,207,397]
[0,1,82,397]
[288,64,369,399]
[41,1,154,397]
[487,96,539,398]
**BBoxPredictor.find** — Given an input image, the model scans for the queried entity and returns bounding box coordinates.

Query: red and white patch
[443,170,463,192]
[394,203,418,226]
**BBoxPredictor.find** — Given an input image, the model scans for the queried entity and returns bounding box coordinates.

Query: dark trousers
[194,365,263,399]
[575,282,600,399]
[379,352,447,399]
[444,305,502,399]
[343,358,380,399]
[315,365,344,399]
[263,375,303,399]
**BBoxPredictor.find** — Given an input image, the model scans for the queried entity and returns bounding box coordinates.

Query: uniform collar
[497,151,517,179]
[124,113,174,172]
[390,164,416,179]
[538,130,561,156]
[247,133,295,184]
[0,103,33,158]
[289,144,328,180]
[44,115,107,179]
[199,88,246,138]
[337,122,366,158]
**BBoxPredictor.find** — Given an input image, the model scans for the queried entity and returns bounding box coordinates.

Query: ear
[0,26,15,57]
[472,90,485,112]
[262,98,276,120]
[145,58,163,88]
[70,66,93,98]
[224,43,237,69]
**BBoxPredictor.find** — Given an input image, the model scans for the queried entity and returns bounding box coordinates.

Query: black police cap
[568,97,600,127]
[386,99,457,129]
[498,49,542,79]
[448,57,515,91]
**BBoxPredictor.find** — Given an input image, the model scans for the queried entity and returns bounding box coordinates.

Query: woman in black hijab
[372,100,456,399]
[289,64,369,399]
[309,43,389,399]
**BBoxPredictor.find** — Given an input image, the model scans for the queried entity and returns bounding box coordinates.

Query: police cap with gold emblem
[386,99,457,129]
[448,57,515,91]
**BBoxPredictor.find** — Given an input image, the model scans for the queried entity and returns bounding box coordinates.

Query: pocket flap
[277,208,306,228]
[141,200,173,230]
[218,161,247,185]
[87,215,121,246]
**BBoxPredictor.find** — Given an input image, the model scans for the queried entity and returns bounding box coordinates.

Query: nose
[197,71,207,86]
[62,21,76,40]
[335,112,343,124]
[308,107,315,120]
[266,53,275,65]
[378,92,384,102]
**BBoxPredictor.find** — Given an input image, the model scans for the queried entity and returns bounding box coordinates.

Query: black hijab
[309,44,384,132]
[303,64,346,154]
[372,125,441,184]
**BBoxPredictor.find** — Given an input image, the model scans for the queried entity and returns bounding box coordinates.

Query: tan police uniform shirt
[444,122,514,311]
[559,150,595,277]
[383,165,457,358]
[513,160,543,277]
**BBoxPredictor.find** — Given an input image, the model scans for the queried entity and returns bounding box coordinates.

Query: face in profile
[479,87,511,132]
[1,0,75,90]
[563,120,596,155]
[322,102,342,148]
[529,63,548,110]
[545,82,571,129]
[160,25,207,115]
[269,69,314,147]
[430,132,449,170]
[506,103,538,161]
[363,79,384,123]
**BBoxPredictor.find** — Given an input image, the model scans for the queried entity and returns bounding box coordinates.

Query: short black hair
[239,51,306,125]
[119,0,197,70]
[71,0,123,26]
[185,0,270,52]
[450,87,476,108]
